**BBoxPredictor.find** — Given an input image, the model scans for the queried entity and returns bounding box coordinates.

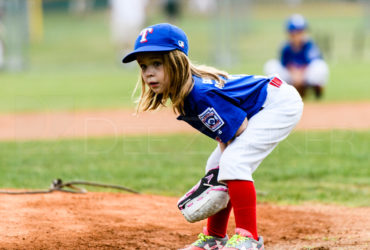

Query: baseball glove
[177,167,229,223]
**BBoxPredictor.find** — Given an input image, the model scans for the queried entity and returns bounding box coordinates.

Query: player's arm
[219,117,248,153]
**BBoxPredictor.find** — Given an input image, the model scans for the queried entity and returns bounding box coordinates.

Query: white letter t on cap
[140,28,153,43]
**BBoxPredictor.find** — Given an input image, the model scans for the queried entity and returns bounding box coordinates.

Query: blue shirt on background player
[264,14,329,99]
[281,39,322,68]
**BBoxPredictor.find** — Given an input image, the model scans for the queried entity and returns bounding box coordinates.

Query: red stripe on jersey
[269,81,279,87]
[270,77,282,88]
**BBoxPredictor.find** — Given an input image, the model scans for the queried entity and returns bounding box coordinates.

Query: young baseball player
[123,23,303,250]
[264,14,329,99]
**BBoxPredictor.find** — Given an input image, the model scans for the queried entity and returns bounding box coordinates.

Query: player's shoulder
[187,75,212,102]
[192,75,213,91]
[228,73,263,80]
[303,39,318,49]
[280,41,292,51]
[303,39,322,58]
[305,38,315,45]
[188,75,227,102]
[184,76,222,114]
[227,74,271,85]
[192,74,269,89]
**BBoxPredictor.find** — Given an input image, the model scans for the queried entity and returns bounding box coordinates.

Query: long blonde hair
[133,50,229,115]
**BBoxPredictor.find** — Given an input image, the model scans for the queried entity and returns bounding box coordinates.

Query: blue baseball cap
[122,23,189,63]
[286,14,308,33]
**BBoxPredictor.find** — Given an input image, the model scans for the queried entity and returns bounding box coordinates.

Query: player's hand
[177,167,229,223]
[289,67,305,87]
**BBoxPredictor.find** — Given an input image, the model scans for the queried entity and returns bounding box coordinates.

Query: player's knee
[264,59,292,84]
[305,59,329,86]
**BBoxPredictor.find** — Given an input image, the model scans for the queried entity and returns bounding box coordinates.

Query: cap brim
[122,45,176,63]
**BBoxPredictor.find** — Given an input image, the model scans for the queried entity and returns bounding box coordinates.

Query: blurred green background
[0,0,369,206]
[0,0,369,112]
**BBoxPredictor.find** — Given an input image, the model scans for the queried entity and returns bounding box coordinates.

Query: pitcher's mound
[0,192,369,249]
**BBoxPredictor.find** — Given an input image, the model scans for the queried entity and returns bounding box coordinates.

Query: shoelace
[194,233,213,246]
[226,234,248,247]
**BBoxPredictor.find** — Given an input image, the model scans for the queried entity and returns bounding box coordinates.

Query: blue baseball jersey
[280,39,322,67]
[177,74,271,143]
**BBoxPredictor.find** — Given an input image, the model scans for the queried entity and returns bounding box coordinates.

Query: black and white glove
[177,167,229,223]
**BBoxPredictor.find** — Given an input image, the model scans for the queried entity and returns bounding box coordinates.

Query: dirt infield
[0,192,369,249]
[0,102,369,141]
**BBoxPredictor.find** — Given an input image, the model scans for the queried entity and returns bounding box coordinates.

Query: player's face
[137,53,170,94]
[289,30,305,47]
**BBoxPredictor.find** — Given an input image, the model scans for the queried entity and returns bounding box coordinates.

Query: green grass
[1,131,369,206]
[1,11,139,112]
[0,2,369,112]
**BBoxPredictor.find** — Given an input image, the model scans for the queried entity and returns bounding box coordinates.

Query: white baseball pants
[263,59,329,87]
[205,82,303,182]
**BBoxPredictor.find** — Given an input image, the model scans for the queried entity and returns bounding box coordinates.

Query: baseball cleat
[178,227,228,250]
[177,167,229,223]
[222,228,264,250]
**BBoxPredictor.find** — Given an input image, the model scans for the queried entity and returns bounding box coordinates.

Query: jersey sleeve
[195,90,247,143]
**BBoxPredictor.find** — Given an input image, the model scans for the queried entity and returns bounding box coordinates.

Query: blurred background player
[264,14,329,99]
[109,0,148,60]
[163,0,181,23]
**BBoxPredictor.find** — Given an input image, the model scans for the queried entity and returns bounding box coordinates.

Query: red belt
[269,77,282,88]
